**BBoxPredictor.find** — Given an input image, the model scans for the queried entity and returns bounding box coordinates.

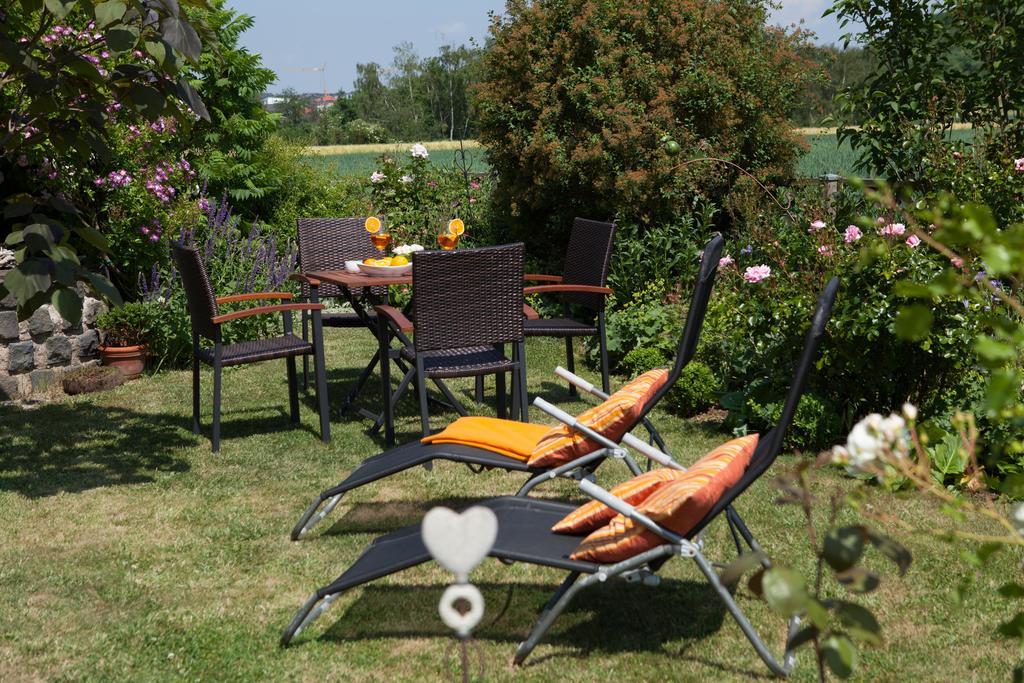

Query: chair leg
[565,336,577,397]
[212,345,223,453]
[286,356,299,423]
[301,310,310,392]
[379,317,395,446]
[474,375,485,404]
[598,311,610,394]
[495,371,506,419]
[518,342,529,422]
[416,358,431,438]
[312,314,331,443]
[191,353,201,435]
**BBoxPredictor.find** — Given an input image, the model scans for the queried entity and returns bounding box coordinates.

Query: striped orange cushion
[552,468,687,534]
[569,434,758,563]
[420,416,552,461]
[527,369,669,468]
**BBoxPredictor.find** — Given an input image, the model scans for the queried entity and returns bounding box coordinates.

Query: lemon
[447,218,465,235]
[364,216,382,233]
[391,255,409,266]
[363,258,375,264]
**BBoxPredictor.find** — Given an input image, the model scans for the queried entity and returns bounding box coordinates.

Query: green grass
[303,143,490,178]
[0,330,1018,681]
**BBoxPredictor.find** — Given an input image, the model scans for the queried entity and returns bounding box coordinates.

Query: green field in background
[304,147,491,178]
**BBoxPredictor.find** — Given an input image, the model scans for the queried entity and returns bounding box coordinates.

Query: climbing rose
[409,143,429,159]
[844,225,862,243]
[880,222,906,237]
[808,219,826,232]
[906,235,921,248]
[370,171,386,183]
[743,265,771,283]
[718,255,733,268]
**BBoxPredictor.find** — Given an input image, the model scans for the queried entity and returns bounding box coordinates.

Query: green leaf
[761,567,809,618]
[144,39,167,66]
[786,625,819,651]
[105,25,139,52]
[128,83,165,120]
[175,78,210,121]
[73,225,110,252]
[51,287,82,327]
[836,566,881,594]
[85,272,122,306]
[984,370,1020,416]
[4,259,52,303]
[974,336,1017,365]
[43,0,76,18]
[805,597,831,630]
[998,583,1024,599]
[94,0,126,27]
[822,634,858,679]
[22,223,63,252]
[161,16,201,61]
[719,551,766,591]
[894,304,934,341]
[835,601,882,646]
[1001,473,1024,498]
[824,526,866,572]
[866,529,912,575]
[4,199,35,219]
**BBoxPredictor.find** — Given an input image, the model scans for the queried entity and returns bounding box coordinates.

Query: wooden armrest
[216,292,294,305]
[523,284,613,296]
[289,273,322,287]
[523,303,540,320]
[374,304,414,333]
[523,273,563,283]
[212,303,324,325]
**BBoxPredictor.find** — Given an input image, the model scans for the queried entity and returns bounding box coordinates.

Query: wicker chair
[521,217,617,395]
[291,218,387,390]
[172,244,331,452]
[376,243,526,444]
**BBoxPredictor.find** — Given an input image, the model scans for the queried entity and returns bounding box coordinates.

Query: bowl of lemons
[357,254,412,277]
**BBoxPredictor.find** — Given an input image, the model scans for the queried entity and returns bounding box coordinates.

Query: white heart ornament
[422,506,498,581]
[438,584,485,637]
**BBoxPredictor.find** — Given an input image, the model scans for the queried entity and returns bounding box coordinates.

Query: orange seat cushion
[568,434,758,563]
[527,369,669,468]
[552,468,688,534]
[421,416,552,461]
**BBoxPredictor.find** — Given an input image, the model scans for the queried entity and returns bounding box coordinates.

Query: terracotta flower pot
[99,344,149,380]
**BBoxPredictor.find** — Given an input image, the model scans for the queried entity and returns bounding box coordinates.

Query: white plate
[357,262,412,277]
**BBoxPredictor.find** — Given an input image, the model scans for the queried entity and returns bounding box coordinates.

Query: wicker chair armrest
[216,292,294,305]
[523,303,540,320]
[212,303,324,325]
[289,273,322,288]
[523,273,563,283]
[523,284,613,296]
[374,304,414,333]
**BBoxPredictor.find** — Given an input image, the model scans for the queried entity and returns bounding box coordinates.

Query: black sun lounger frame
[281,278,839,677]
[290,235,725,540]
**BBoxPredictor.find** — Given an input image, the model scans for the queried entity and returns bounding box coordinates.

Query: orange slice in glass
[447,218,465,235]
[364,216,382,233]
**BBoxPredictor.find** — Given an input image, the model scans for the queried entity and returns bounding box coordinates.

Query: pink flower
[370,171,386,183]
[880,222,906,237]
[906,235,921,248]
[817,245,832,256]
[1015,158,1024,172]
[718,255,733,268]
[743,265,772,283]
[409,143,429,159]
[844,225,862,243]
[808,219,826,232]
[951,257,964,269]
[470,181,481,190]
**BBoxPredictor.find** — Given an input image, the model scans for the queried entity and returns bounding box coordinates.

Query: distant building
[261,95,286,110]
[312,93,336,111]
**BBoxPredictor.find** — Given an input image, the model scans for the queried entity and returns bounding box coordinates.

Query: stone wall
[0,268,106,401]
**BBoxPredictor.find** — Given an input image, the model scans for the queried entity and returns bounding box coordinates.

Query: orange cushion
[552,468,687,534]
[527,369,669,468]
[569,434,758,563]
[421,416,552,461]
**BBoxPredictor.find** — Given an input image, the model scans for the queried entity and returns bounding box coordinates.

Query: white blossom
[902,403,918,421]
[409,143,429,158]
[370,171,386,183]
[831,412,909,474]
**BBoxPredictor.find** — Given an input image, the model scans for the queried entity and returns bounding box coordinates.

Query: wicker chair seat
[199,334,313,367]
[399,345,517,379]
[322,310,375,328]
[524,318,598,337]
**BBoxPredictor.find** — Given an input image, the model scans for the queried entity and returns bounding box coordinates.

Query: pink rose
[718,255,733,268]
[844,225,862,243]
[817,245,832,256]
[808,219,826,233]
[880,222,906,237]
[743,265,771,283]
[906,235,921,248]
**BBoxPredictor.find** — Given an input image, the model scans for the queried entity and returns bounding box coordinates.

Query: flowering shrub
[139,194,298,368]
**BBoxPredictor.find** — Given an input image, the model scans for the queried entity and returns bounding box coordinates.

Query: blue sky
[233,0,851,93]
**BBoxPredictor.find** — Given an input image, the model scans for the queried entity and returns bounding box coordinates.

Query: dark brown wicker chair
[376,243,526,444]
[172,244,331,452]
[520,217,617,395]
[291,218,386,391]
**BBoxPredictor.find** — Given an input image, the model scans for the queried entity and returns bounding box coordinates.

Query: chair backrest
[688,276,839,538]
[296,218,384,298]
[412,243,525,352]
[171,244,219,341]
[560,217,617,312]
[634,234,724,424]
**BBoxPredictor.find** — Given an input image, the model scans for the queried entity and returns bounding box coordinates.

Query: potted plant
[96,302,153,379]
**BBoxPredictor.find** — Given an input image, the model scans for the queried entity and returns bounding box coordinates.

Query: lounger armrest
[620,432,681,469]
[289,273,322,288]
[212,303,324,325]
[579,479,684,544]
[554,366,609,400]
[523,303,540,320]
[215,292,294,305]
[523,284,613,296]
[374,304,414,333]
[523,273,562,283]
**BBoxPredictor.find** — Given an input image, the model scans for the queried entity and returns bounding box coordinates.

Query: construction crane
[284,63,328,98]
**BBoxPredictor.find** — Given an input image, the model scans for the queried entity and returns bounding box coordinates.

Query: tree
[1,0,212,323]
[475,0,817,258]
[421,44,482,140]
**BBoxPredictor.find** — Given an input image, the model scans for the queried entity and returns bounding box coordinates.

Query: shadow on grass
[323,497,549,535]
[317,578,768,674]
[0,401,193,498]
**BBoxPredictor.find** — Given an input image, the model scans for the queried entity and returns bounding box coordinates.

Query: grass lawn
[0,330,1018,681]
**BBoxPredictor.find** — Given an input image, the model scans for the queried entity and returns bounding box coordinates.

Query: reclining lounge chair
[289,235,725,540]
[280,277,839,677]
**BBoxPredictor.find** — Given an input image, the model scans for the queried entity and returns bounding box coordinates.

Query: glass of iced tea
[437,218,464,250]
[364,216,391,253]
